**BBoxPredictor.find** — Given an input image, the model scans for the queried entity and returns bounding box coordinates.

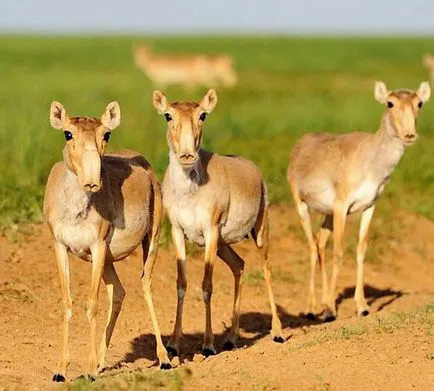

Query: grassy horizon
[0,35,433,228]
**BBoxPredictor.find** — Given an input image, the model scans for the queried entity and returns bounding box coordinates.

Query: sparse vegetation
[243,269,263,285]
[373,302,434,335]
[66,368,190,391]
[0,281,35,303]
[292,302,434,351]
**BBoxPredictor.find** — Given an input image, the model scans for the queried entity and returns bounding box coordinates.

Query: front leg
[87,239,107,379]
[355,204,375,316]
[52,241,72,382]
[202,212,220,356]
[167,224,187,357]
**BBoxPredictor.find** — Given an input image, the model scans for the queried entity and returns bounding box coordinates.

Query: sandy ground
[0,205,433,390]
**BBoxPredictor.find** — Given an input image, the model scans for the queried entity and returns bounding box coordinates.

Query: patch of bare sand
[0,205,433,390]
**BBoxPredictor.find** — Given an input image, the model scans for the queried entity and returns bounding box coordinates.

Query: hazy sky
[1,0,433,34]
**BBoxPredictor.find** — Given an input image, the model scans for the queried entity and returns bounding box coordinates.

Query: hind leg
[317,215,332,313]
[140,185,171,369]
[255,204,284,342]
[290,179,320,318]
[326,200,347,321]
[97,262,125,372]
[141,233,171,370]
[217,244,245,350]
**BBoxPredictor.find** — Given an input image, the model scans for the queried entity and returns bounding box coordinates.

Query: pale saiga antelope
[44,101,171,382]
[134,44,237,89]
[422,54,434,81]
[152,89,284,356]
[287,81,431,322]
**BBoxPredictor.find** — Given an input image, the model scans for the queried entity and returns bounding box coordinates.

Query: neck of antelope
[61,168,92,221]
[369,113,406,181]
[168,151,202,198]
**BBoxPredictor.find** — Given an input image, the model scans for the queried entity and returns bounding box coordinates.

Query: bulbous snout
[84,183,101,192]
[80,150,102,192]
[403,132,418,145]
[177,152,198,166]
[177,127,199,166]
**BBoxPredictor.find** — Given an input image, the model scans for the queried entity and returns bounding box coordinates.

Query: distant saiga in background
[133,44,237,89]
[422,54,434,81]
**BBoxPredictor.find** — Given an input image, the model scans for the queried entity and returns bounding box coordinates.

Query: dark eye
[103,132,111,142]
[164,113,172,122]
[387,101,394,108]
[199,112,207,121]
[64,131,73,141]
[418,101,423,109]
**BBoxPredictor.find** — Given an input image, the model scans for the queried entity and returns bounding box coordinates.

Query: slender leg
[52,242,72,383]
[140,182,170,369]
[141,230,171,369]
[217,244,245,350]
[201,220,219,356]
[97,262,126,372]
[167,225,187,357]
[326,200,347,321]
[87,240,107,378]
[316,215,332,312]
[291,184,319,318]
[257,206,284,342]
[354,204,375,316]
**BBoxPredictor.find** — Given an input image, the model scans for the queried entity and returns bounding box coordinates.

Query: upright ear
[417,81,431,103]
[152,90,168,114]
[374,81,389,104]
[50,101,68,129]
[200,89,218,113]
[101,101,121,130]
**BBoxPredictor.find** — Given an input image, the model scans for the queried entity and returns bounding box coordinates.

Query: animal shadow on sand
[110,285,405,370]
[336,284,404,313]
[111,305,321,369]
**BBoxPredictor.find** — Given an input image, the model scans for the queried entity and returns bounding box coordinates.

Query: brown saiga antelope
[44,101,171,382]
[152,89,284,356]
[287,81,431,321]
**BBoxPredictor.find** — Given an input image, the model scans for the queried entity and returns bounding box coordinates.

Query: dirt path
[0,205,433,390]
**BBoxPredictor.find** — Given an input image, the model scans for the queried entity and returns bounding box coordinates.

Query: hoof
[223,341,235,351]
[324,315,336,323]
[52,374,66,383]
[306,312,317,320]
[361,309,369,317]
[273,336,285,343]
[160,362,172,370]
[77,374,96,382]
[166,346,179,357]
[202,347,216,357]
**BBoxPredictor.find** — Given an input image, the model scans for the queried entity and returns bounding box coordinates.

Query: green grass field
[0,36,433,228]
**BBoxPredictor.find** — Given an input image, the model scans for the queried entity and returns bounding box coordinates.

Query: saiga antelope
[287,81,431,321]
[44,101,171,381]
[152,89,284,356]
[134,44,237,89]
[422,54,434,81]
